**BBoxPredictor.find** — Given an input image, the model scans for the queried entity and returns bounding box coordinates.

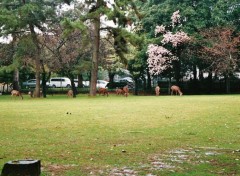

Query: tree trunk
[168,77,172,95]
[173,60,181,86]
[108,72,115,84]
[142,76,146,92]
[193,65,197,81]
[207,71,213,93]
[70,79,77,98]
[77,74,84,88]
[41,60,47,98]
[89,6,100,96]
[147,69,152,91]
[134,78,138,95]
[29,24,41,98]
[13,69,20,90]
[225,75,231,94]
[192,65,198,94]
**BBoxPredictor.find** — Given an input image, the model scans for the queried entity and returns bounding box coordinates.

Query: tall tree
[68,0,143,96]
[147,11,191,85]
[142,0,240,85]
[42,24,91,97]
[200,27,240,93]
[0,0,70,97]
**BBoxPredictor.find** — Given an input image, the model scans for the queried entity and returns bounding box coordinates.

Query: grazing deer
[11,90,23,99]
[67,90,73,97]
[28,90,43,98]
[123,85,129,97]
[155,86,160,96]
[116,88,124,95]
[98,88,109,96]
[171,85,183,96]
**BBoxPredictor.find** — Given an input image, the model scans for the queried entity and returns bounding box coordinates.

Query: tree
[41,22,91,97]
[147,10,191,85]
[141,0,240,90]
[67,0,143,96]
[0,0,70,97]
[200,27,240,93]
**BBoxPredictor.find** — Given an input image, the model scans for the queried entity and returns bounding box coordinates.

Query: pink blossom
[147,44,178,75]
[155,25,166,35]
[162,31,190,47]
[147,11,190,75]
[171,10,181,27]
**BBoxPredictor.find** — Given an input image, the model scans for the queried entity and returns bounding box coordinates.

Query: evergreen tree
[67,0,143,96]
[0,0,69,97]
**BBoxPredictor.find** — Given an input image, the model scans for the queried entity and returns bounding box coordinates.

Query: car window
[51,79,61,81]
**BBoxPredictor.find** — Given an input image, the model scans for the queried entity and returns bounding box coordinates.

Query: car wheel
[52,85,56,88]
[66,84,71,88]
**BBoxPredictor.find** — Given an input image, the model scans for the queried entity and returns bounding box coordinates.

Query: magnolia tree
[147,10,190,76]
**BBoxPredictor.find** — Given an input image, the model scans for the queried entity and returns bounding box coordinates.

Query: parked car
[74,79,90,87]
[97,80,109,88]
[22,79,49,88]
[119,77,134,83]
[48,77,71,88]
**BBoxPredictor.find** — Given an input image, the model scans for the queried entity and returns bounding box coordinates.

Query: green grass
[0,94,240,175]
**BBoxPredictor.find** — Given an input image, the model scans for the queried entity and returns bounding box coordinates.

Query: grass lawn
[0,94,240,175]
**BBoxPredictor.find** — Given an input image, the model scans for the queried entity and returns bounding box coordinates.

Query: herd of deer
[9,85,182,99]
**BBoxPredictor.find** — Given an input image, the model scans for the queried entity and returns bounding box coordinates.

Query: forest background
[0,0,239,97]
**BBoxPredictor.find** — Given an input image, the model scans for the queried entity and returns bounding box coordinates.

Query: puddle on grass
[43,147,238,175]
[103,147,237,176]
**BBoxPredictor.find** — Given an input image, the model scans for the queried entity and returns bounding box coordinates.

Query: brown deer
[155,86,160,96]
[170,85,183,96]
[28,90,43,98]
[11,90,23,99]
[116,88,124,95]
[67,90,73,97]
[123,85,129,97]
[98,88,109,96]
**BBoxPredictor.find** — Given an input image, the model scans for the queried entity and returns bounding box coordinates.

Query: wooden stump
[1,159,41,176]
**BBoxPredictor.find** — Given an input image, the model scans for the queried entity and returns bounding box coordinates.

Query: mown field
[0,94,240,175]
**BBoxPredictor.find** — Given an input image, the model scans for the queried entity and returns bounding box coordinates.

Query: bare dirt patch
[42,164,78,176]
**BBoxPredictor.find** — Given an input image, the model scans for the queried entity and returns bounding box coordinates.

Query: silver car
[23,79,49,88]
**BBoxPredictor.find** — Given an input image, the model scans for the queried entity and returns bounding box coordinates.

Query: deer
[170,85,183,96]
[98,88,109,96]
[116,88,124,95]
[67,90,73,97]
[11,90,23,99]
[28,90,43,98]
[123,85,129,97]
[155,86,160,96]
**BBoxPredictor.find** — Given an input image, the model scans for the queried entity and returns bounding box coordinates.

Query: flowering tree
[147,10,191,79]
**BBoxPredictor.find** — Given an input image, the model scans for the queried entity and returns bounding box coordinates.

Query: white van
[48,77,71,88]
